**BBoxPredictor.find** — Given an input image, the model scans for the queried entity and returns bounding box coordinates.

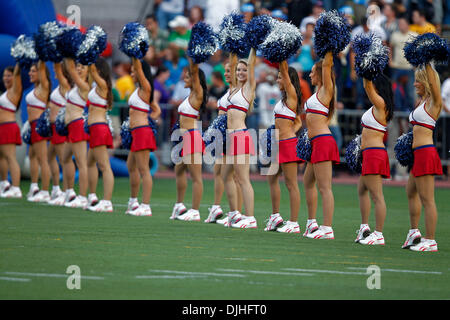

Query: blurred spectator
[207,71,228,111]
[392,0,408,17]
[113,61,135,101]
[188,5,205,27]
[409,9,436,34]
[153,66,171,105]
[288,0,313,27]
[168,15,191,58]
[367,2,386,29]
[155,0,184,31]
[442,74,450,114]
[204,0,239,31]
[241,3,255,23]
[295,22,316,92]
[271,9,288,21]
[300,1,325,33]
[389,17,417,111]
[256,66,281,129]
[444,0,450,25]
[381,3,399,41]
[163,46,189,91]
[169,67,190,129]
[145,14,169,59]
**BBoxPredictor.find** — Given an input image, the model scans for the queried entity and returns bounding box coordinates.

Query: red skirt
[411,145,443,177]
[181,129,204,156]
[0,122,22,145]
[310,134,340,164]
[228,129,255,156]
[89,123,113,149]
[361,148,390,179]
[30,120,50,144]
[278,137,304,164]
[50,123,67,145]
[131,125,156,152]
[68,118,89,143]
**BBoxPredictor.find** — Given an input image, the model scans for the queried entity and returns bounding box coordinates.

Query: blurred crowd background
[48,0,450,179]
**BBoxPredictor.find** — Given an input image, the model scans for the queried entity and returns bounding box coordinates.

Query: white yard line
[145,269,246,278]
[0,276,31,282]
[3,272,104,280]
[283,268,367,275]
[217,268,315,277]
[346,267,443,275]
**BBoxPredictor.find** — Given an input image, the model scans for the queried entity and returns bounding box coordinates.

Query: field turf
[0,177,449,300]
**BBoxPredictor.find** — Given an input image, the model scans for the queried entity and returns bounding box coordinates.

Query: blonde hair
[414,65,441,100]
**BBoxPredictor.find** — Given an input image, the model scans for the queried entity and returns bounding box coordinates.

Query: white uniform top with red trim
[0,91,17,113]
[67,86,86,109]
[305,92,329,116]
[361,106,387,133]
[409,100,436,130]
[50,86,67,108]
[128,88,150,113]
[178,96,199,118]
[227,88,250,113]
[217,90,230,113]
[26,88,47,110]
[274,100,296,121]
[88,87,108,108]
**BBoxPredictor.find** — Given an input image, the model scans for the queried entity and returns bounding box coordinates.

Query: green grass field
[0,177,449,300]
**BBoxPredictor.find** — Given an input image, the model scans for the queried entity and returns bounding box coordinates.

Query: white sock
[78,195,87,201]
[41,190,49,196]
[271,212,280,217]
[11,186,20,192]
[360,224,369,229]
[30,183,38,190]
[66,188,74,194]
[141,203,150,209]
[307,219,317,225]
[374,230,383,237]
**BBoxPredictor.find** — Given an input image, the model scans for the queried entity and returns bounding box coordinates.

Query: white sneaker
[0,180,11,194]
[65,195,88,209]
[276,221,300,233]
[63,190,77,206]
[29,190,51,203]
[355,224,371,243]
[27,185,39,201]
[264,213,284,231]
[402,229,422,249]
[125,199,139,214]
[227,211,242,227]
[359,232,385,245]
[51,187,63,200]
[176,209,200,221]
[127,204,152,216]
[0,186,22,198]
[409,238,438,252]
[216,216,229,226]
[305,225,335,239]
[88,200,113,213]
[303,220,319,237]
[204,206,223,223]
[88,193,99,207]
[48,193,66,206]
[170,203,187,220]
[231,215,257,229]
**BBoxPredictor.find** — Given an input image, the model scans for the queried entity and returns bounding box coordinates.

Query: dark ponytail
[198,68,208,113]
[287,66,302,114]
[94,57,113,109]
[373,73,394,122]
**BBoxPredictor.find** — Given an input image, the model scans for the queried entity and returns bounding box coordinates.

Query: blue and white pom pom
[394,131,414,168]
[36,108,52,138]
[10,35,38,69]
[352,33,389,80]
[259,124,277,162]
[345,135,362,174]
[56,25,84,58]
[313,10,351,58]
[245,14,276,49]
[187,22,218,64]
[120,118,132,150]
[21,121,31,145]
[296,129,311,161]
[77,25,107,65]
[34,21,64,62]
[218,12,250,57]
[55,108,68,136]
[403,32,450,68]
[119,22,149,59]
[203,114,227,157]
[148,117,158,137]
[259,20,303,63]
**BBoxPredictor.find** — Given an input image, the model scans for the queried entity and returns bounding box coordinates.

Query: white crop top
[50,86,67,108]
[128,88,150,113]
[409,100,436,130]
[274,100,296,121]
[305,92,329,116]
[26,89,47,110]
[361,106,387,133]
[88,87,108,108]
[67,86,86,109]
[217,90,231,112]
[178,96,199,118]
[0,91,17,113]
[227,88,250,113]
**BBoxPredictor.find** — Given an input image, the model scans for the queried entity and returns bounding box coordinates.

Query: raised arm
[279,60,298,112]
[318,51,334,104]
[38,60,50,92]
[64,58,90,92]
[246,48,257,92]
[187,57,204,110]
[54,62,71,93]
[8,63,22,105]
[229,53,238,90]
[425,63,443,113]
[89,64,107,94]
[363,78,386,112]
[131,57,151,100]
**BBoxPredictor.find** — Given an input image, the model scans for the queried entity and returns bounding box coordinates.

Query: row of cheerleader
[0,11,448,252]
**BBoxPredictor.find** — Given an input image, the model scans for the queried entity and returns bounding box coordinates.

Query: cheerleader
[47,62,76,205]
[403,64,443,252]
[355,75,394,245]
[220,49,257,229]
[204,62,243,224]
[126,58,160,216]
[26,61,51,202]
[0,64,23,198]
[62,58,91,208]
[264,61,304,233]
[86,58,115,212]
[170,57,207,221]
[303,52,339,239]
